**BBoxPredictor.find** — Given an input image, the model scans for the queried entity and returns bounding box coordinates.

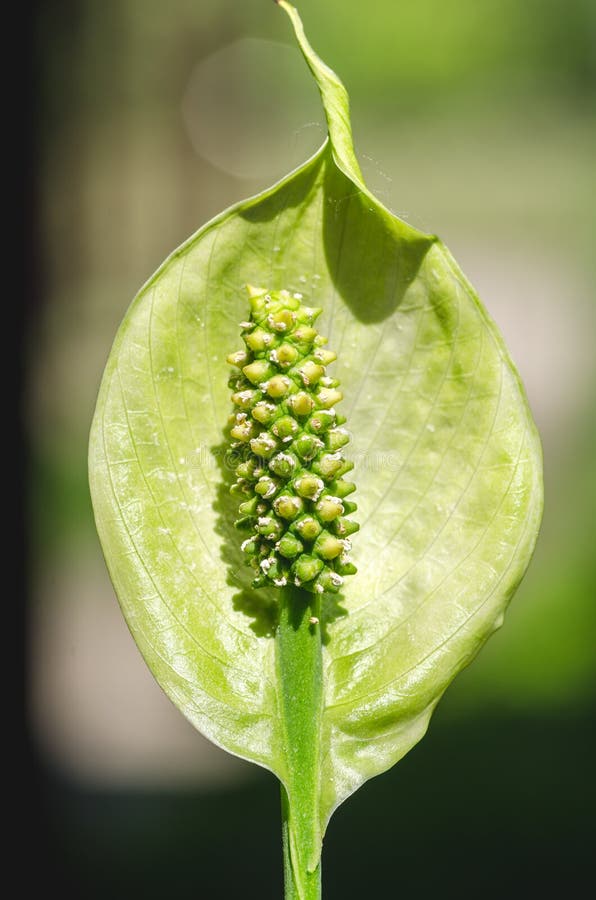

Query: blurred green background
[30,0,595,895]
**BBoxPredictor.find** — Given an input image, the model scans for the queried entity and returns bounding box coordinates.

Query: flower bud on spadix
[227,286,359,595]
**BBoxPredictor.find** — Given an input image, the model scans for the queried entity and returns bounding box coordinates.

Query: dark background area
[27,1,595,896]
[37,713,594,897]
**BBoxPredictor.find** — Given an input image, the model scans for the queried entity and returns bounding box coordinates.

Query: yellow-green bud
[307,410,336,433]
[238,497,259,517]
[335,558,357,576]
[296,304,322,323]
[268,452,298,478]
[287,391,314,417]
[292,554,324,585]
[293,516,322,542]
[246,284,267,302]
[244,327,275,352]
[332,516,360,537]
[313,531,344,560]
[316,387,343,408]
[230,480,251,498]
[250,432,278,459]
[240,537,258,557]
[328,478,356,498]
[312,452,345,480]
[255,476,278,499]
[313,348,337,365]
[315,496,344,522]
[271,343,299,368]
[273,495,303,521]
[257,516,283,540]
[230,414,256,443]
[272,415,299,440]
[325,428,350,451]
[297,360,325,386]
[236,459,259,481]
[293,434,324,461]
[264,375,292,398]
[243,359,274,384]
[251,401,277,425]
[294,474,325,500]
[227,349,249,367]
[232,388,258,410]
[277,533,304,559]
[267,308,296,332]
[292,324,318,344]
[314,569,344,594]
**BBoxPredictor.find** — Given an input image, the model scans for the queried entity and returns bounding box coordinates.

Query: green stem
[281,784,322,899]
[276,586,323,900]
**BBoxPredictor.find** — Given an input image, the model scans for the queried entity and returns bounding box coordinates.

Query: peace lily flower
[227,286,358,596]
[89,4,543,898]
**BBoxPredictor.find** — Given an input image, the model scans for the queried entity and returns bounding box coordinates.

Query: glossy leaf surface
[89,0,542,868]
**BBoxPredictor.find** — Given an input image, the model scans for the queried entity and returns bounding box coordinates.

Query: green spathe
[88,2,543,897]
